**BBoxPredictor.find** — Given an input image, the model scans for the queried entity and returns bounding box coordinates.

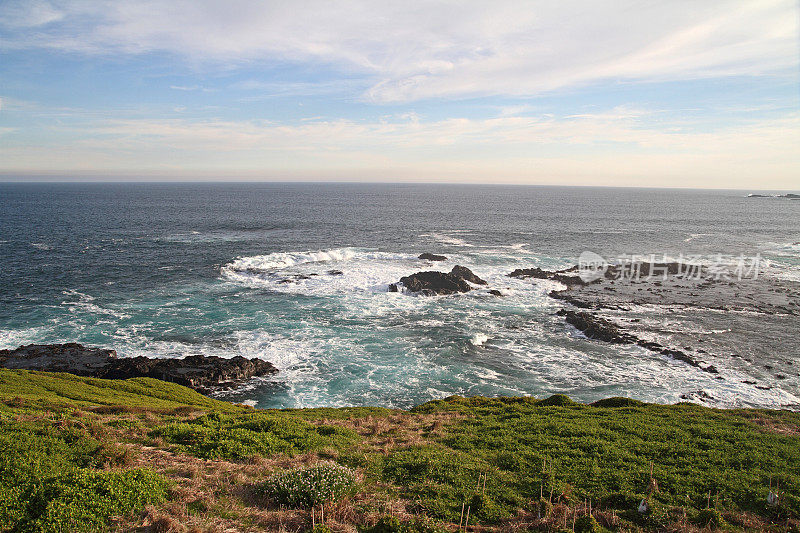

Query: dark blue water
[1,183,799,408]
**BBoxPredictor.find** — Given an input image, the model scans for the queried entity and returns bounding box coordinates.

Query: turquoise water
[1,183,799,408]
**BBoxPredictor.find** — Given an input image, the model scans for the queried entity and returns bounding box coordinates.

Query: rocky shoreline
[0,343,277,394]
[518,261,799,401]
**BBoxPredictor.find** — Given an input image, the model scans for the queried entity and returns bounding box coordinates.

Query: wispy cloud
[2,108,797,187]
[0,0,796,102]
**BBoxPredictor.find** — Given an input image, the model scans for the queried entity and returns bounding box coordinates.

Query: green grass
[0,369,244,412]
[0,418,167,532]
[152,410,361,461]
[1,370,799,531]
[400,395,800,526]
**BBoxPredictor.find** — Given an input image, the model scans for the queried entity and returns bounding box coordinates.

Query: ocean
[1,182,798,409]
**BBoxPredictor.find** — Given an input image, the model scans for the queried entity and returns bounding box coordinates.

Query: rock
[509,267,585,286]
[99,354,277,393]
[0,343,116,375]
[488,289,503,296]
[556,311,716,373]
[557,310,636,344]
[418,253,447,261]
[399,271,472,295]
[388,283,399,292]
[680,390,713,401]
[0,343,277,394]
[398,265,487,295]
[327,269,344,275]
[450,265,487,285]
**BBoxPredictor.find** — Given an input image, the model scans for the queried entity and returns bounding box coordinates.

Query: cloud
[0,0,64,28]
[0,0,796,102]
[2,108,797,188]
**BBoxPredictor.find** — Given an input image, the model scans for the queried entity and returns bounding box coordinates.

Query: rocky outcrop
[557,310,717,373]
[399,271,472,295]
[0,343,278,393]
[557,310,635,344]
[509,266,585,286]
[418,253,447,261]
[98,354,277,393]
[451,265,487,285]
[0,343,116,375]
[398,265,485,295]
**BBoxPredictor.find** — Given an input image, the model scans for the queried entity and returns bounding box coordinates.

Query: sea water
[1,182,798,408]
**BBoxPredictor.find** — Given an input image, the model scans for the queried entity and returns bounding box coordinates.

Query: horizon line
[0,178,795,193]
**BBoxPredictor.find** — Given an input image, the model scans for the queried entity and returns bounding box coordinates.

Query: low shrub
[152,412,359,461]
[19,468,168,532]
[574,514,606,533]
[261,462,356,508]
[694,508,726,529]
[591,397,645,408]
[0,419,166,532]
[360,515,448,533]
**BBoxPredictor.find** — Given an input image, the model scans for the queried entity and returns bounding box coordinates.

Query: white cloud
[0,0,796,102]
[2,109,797,188]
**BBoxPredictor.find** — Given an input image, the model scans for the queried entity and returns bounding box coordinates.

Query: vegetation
[261,462,357,508]
[0,369,241,412]
[0,418,167,532]
[152,411,359,461]
[0,369,798,532]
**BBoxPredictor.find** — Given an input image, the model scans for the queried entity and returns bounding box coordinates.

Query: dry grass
[97,410,468,532]
[743,412,800,437]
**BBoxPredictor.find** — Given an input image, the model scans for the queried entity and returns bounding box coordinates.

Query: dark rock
[0,343,277,394]
[0,343,116,375]
[556,311,716,373]
[637,340,663,351]
[418,253,447,261]
[327,269,344,276]
[548,291,595,308]
[397,265,486,295]
[99,354,277,393]
[509,267,585,286]
[488,289,503,296]
[388,283,399,292]
[450,265,486,285]
[399,271,472,295]
[680,390,713,401]
[557,310,635,344]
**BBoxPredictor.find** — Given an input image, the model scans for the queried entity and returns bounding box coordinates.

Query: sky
[0,0,798,188]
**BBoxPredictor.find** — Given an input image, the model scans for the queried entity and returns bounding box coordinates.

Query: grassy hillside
[0,369,243,412]
[0,369,798,532]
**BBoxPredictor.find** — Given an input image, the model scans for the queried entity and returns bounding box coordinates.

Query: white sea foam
[31,242,51,250]
[0,326,54,350]
[61,290,131,320]
[684,233,713,242]
[420,232,474,247]
[221,248,423,296]
[470,333,490,346]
